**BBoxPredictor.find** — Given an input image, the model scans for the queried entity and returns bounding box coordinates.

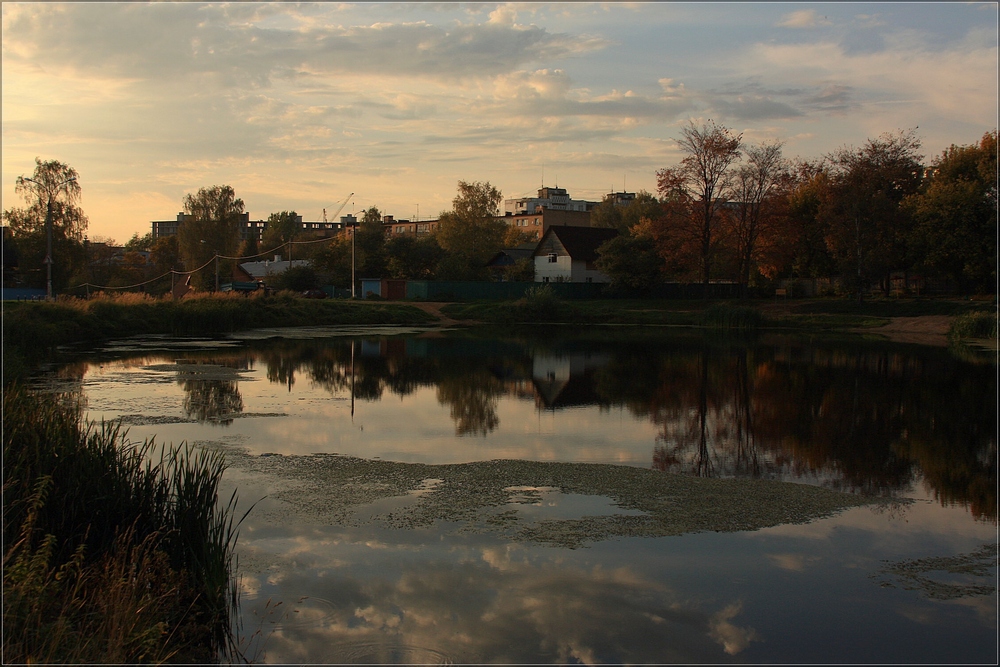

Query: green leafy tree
[260,211,299,258]
[436,181,506,280]
[356,206,386,277]
[311,236,354,289]
[595,228,664,293]
[385,234,445,280]
[177,185,244,291]
[123,232,153,253]
[906,130,997,294]
[273,265,320,292]
[819,129,923,300]
[786,161,837,281]
[591,191,663,233]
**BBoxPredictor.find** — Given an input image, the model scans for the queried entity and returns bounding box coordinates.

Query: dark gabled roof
[535,226,619,262]
[485,242,537,267]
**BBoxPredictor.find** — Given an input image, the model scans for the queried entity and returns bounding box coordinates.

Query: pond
[36,325,997,664]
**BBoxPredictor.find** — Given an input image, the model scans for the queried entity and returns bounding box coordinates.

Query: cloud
[778,9,831,29]
[1,3,608,85]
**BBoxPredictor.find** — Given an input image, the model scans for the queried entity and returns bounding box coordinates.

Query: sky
[2,1,997,244]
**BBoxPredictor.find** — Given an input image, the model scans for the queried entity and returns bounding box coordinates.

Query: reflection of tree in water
[181,379,244,424]
[646,347,777,479]
[633,341,995,519]
[207,334,996,519]
[176,356,249,425]
[436,371,504,436]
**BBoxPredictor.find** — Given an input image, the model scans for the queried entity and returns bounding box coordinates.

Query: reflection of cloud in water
[709,602,760,655]
[767,553,820,572]
[238,552,758,664]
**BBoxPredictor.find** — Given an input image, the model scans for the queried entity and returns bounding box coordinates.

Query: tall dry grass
[2,385,245,663]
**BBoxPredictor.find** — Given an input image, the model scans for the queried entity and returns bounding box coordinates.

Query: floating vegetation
[219,450,886,549]
[873,542,998,600]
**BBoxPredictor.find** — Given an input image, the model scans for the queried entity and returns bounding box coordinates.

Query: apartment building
[503,186,597,216]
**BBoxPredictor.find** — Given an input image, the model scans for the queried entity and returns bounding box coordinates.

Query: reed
[949,310,998,340]
[699,303,765,332]
[2,385,244,662]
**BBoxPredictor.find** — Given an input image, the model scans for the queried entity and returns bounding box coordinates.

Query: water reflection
[53,330,996,521]
[174,357,251,425]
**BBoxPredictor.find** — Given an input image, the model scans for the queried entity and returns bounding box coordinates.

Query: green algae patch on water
[218,451,889,548]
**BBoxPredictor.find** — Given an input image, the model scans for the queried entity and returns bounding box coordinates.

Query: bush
[949,310,998,339]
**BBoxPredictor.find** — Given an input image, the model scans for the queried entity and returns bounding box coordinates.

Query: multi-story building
[151,213,344,244]
[381,215,440,237]
[503,187,597,216]
[499,208,591,242]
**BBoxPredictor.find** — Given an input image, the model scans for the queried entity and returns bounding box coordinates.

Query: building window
[547,253,558,263]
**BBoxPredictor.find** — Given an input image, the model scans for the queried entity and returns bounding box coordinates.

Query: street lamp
[23,175,77,301]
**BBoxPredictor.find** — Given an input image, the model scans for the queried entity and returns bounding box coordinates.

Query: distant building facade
[500,208,592,242]
[151,212,343,243]
[504,187,598,216]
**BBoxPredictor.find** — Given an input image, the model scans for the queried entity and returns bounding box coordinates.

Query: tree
[591,191,663,233]
[820,129,923,300]
[3,159,89,293]
[786,160,837,281]
[656,121,742,285]
[124,232,154,253]
[311,236,354,288]
[385,234,444,280]
[906,130,997,294]
[260,211,299,258]
[355,206,386,277]
[436,181,507,280]
[273,265,319,292]
[727,141,789,294]
[176,185,244,291]
[595,227,664,293]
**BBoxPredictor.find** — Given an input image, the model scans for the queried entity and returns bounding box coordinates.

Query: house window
[547,253,558,263]
[586,277,593,283]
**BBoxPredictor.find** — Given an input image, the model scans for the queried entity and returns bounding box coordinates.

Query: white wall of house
[571,260,610,283]
[534,254,572,282]
[534,255,610,283]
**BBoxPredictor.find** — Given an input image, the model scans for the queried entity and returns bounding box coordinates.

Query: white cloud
[778,9,831,29]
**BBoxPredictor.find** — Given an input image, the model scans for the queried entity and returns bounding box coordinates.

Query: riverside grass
[2,385,246,663]
[2,290,434,385]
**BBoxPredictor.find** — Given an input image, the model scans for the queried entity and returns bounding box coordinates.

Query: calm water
[39,326,997,664]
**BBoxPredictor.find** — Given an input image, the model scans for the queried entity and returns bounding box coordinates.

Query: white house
[533,226,619,284]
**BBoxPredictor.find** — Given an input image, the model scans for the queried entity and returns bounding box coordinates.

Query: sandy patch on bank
[856,315,953,347]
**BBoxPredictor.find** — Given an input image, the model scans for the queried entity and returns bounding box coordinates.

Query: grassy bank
[2,385,244,663]
[441,293,993,330]
[3,291,434,384]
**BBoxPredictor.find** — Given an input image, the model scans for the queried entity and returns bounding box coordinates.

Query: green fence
[405,281,608,301]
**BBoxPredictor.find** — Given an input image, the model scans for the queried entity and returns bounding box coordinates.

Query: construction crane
[325,192,354,225]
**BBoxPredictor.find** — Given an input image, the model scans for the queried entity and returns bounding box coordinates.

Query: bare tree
[729,141,788,295]
[657,121,742,285]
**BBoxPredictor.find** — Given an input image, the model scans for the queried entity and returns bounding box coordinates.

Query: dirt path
[409,302,465,328]
[857,315,953,347]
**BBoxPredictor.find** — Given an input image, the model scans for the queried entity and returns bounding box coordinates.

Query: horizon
[3,2,997,244]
